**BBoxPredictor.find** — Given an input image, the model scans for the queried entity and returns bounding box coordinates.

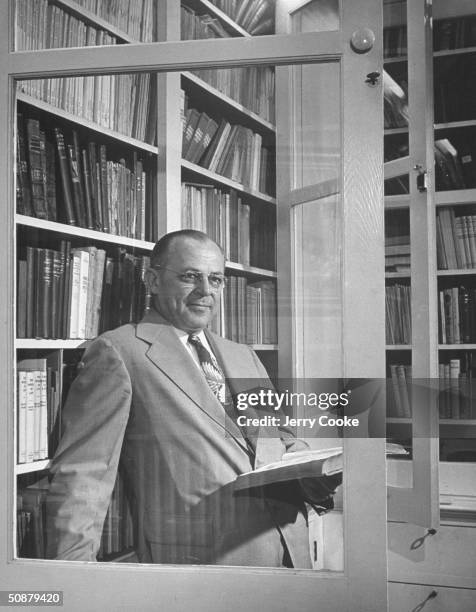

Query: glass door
[1,1,387,610]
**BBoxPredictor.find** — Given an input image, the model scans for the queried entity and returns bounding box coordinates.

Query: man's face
[148,237,225,333]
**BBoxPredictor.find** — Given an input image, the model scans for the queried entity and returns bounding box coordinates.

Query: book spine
[53,127,76,225]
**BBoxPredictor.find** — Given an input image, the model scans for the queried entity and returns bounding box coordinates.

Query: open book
[234,443,407,490]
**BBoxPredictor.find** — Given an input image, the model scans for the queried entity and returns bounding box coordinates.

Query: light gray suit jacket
[46,309,311,567]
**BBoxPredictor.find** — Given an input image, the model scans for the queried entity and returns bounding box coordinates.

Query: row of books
[383,25,407,58]
[191,65,275,123]
[182,107,275,195]
[388,360,476,419]
[182,183,250,266]
[437,209,476,270]
[17,115,154,241]
[16,0,121,53]
[69,0,157,42]
[388,364,412,418]
[181,5,231,40]
[211,277,277,345]
[384,71,409,129]
[17,357,61,464]
[433,15,476,52]
[386,283,411,345]
[210,0,275,35]
[439,359,475,419]
[434,56,476,124]
[17,244,150,340]
[18,71,157,145]
[439,285,476,344]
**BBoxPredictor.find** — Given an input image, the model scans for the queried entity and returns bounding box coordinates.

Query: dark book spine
[45,138,57,221]
[66,141,86,227]
[53,127,76,225]
[26,119,48,219]
[17,260,27,338]
[99,144,110,232]
[50,250,62,340]
[88,141,102,230]
[81,148,94,229]
[62,241,72,339]
[26,247,36,338]
[16,113,33,216]
[56,241,66,339]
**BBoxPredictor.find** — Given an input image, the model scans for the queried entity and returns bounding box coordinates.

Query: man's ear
[145,268,159,294]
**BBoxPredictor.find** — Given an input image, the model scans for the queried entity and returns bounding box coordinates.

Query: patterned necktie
[188,334,230,406]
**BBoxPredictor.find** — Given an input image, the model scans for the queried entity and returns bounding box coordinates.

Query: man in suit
[46,230,334,567]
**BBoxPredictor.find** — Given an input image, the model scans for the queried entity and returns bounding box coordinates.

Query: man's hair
[150,229,224,268]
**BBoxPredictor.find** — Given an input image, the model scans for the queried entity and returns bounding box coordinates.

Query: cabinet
[384,0,476,605]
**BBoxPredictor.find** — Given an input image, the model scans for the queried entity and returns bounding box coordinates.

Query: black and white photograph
[1,0,476,610]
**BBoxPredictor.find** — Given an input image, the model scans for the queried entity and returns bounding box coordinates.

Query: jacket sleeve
[45,336,132,560]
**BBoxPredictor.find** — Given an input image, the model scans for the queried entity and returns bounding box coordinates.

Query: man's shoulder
[90,323,138,353]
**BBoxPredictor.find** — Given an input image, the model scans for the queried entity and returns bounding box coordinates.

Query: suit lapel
[136,311,249,452]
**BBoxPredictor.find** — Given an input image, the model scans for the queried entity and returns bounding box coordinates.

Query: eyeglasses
[153,266,226,290]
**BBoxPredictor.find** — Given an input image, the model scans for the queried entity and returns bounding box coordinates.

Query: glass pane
[181,0,275,38]
[15,0,157,50]
[383,0,413,487]
[291,0,340,33]
[14,58,343,572]
[433,0,476,520]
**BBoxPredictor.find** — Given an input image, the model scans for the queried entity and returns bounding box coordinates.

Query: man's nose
[194,275,212,294]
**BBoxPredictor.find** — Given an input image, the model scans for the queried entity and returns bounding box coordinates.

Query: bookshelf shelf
[54,0,135,43]
[435,119,476,131]
[384,55,407,64]
[16,215,156,251]
[439,344,476,349]
[437,269,476,276]
[384,194,410,210]
[226,261,276,278]
[182,71,276,133]
[17,93,159,155]
[185,0,251,38]
[16,339,90,350]
[386,271,410,279]
[15,460,51,475]
[181,159,276,205]
[434,45,476,59]
[435,188,476,206]
[384,127,408,136]
[386,345,412,350]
